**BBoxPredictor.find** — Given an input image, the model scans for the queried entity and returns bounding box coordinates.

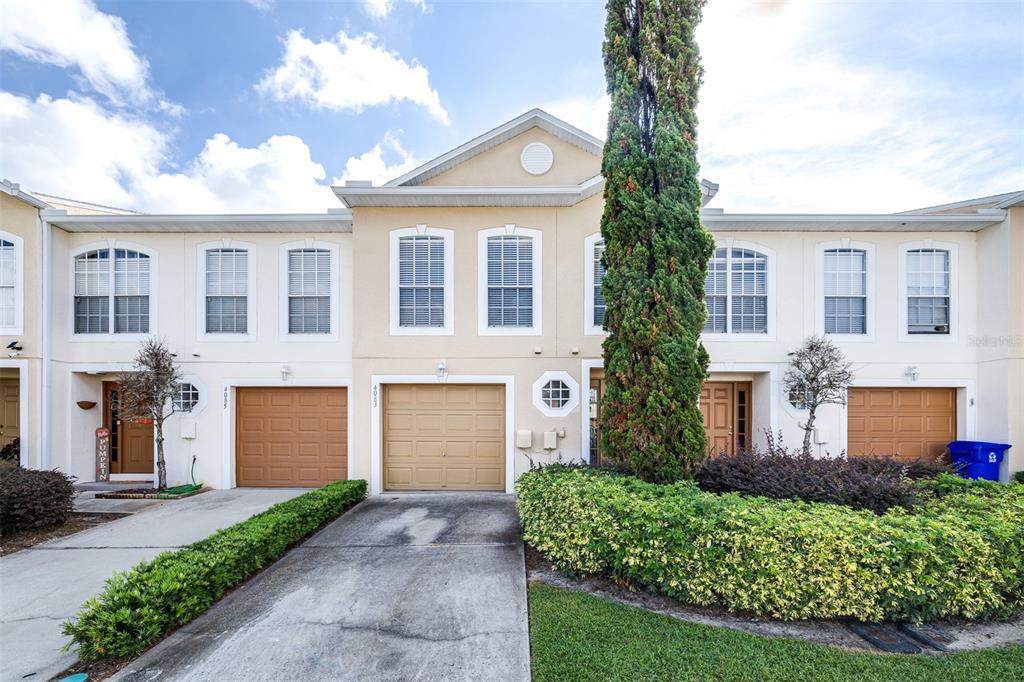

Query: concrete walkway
[0,488,305,682]
[113,494,531,682]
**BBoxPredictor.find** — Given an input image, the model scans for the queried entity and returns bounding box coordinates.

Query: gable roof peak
[383,108,604,188]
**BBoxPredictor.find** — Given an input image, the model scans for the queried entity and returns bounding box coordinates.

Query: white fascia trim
[44,211,353,233]
[701,213,1004,231]
[369,374,516,495]
[580,358,604,464]
[0,180,51,209]
[336,176,604,208]
[583,233,606,336]
[532,370,580,418]
[221,377,353,489]
[196,239,257,342]
[700,238,777,342]
[278,239,342,343]
[69,240,159,343]
[897,239,959,344]
[389,226,454,336]
[815,239,876,343]
[382,108,603,187]
[0,358,30,468]
[477,225,542,336]
[0,231,25,336]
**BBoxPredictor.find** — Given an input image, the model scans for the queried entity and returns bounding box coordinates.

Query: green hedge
[63,479,366,661]
[0,463,75,532]
[517,468,1024,623]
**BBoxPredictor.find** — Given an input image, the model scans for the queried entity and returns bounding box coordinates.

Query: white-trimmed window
[279,241,339,339]
[205,248,248,334]
[906,248,950,334]
[823,248,867,335]
[478,225,542,335]
[583,233,606,335]
[174,382,200,412]
[389,226,454,336]
[703,246,770,335]
[532,371,580,418]
[288,249,331,334]
[74,246,153,335]
[0,232,23,335]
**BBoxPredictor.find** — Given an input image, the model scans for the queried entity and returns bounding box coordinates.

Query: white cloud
[0,92,341,213]
[540,93,609,140]
[257,30,448,124]
[362,0,429,20]
[0,0,154,106]
[243,0,273,11]
[333,131,420,186]
[541,4,1021,213]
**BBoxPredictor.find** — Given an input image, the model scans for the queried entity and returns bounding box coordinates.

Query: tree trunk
[802,407,816,456]
[155,421,167,490]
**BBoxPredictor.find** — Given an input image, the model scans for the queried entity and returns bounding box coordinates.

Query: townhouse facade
[2,110,1021,492]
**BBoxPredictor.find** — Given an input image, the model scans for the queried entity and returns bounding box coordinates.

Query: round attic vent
[520,142,554,175]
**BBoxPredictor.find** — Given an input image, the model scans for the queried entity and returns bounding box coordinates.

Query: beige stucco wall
[420,128,600,187]
[0,193,43,468]
[47,228,353,488]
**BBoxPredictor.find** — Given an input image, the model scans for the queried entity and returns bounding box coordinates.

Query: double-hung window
[205,248,248,334]
[287,248,332,334]
[480,225,541,335]
[74,248,151,335]
[703,247,769,335]
[823,248,867,335]
[391,226,453,335]
[906,248,950,334]
[583,234,606,334]
[0,238,18,332]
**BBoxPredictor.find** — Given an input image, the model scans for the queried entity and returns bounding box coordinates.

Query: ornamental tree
[118,338,183,490]
[783,335,856,455]
[599,0,715,482]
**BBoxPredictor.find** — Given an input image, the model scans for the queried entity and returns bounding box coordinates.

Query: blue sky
[0,0,1021,214]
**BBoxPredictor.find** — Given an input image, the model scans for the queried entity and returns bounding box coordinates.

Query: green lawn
[528,583,1024,682]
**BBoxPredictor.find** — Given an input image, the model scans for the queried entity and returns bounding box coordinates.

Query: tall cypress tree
[599,0,714,482]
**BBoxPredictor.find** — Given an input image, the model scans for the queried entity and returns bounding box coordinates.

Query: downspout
[39,212,50,469]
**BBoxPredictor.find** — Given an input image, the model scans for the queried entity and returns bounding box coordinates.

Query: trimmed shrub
[0,464,75,532]
[0,437,19,464]
[63,479,367,661]
[696,445,950,514]
[1014,471,1024,485]
[517,467,1024,622]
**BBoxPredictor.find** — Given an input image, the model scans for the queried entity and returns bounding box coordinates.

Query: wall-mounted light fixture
[280,365,292,382]
[904,366,920,382]
[436,360,447,381]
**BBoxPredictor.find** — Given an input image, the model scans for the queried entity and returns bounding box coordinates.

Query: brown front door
[383,384,505,491]
[847,387,956,461]
[103,381,154,474]
[0,377,19,449]
[700,381,751,455]
[235,387,348,487]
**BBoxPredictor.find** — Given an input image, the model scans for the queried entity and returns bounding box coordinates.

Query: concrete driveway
[112,494,531,682]
[0,488,305,682]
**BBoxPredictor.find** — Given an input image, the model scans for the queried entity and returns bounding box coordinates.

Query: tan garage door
[236,387,347,487]
[383,384,505,491]
[847,387,956,461]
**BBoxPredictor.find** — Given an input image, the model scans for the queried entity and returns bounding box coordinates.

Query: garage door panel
[235,387,347,487]
[848,387,955,462]
[383,384,505,492]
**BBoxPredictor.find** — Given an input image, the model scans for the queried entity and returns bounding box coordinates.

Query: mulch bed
[1,513,127,555]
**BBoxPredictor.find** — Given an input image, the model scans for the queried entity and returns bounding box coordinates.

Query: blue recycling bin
[947,441,1011,481]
